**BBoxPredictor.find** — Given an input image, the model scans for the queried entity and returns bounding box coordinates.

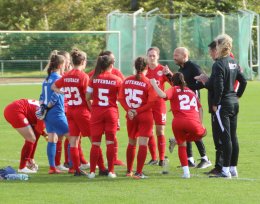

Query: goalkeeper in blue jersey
[37,51,69,174]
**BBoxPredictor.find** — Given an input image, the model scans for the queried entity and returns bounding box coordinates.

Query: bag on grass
[0,166,16,179]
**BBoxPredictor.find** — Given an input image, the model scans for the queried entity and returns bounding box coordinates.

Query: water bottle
[161,156,169,174]
[5,174,29,181]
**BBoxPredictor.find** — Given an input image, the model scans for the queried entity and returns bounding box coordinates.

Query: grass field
[0,81,260,204]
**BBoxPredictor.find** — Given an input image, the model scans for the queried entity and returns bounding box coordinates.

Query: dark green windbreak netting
[107,12,256,79]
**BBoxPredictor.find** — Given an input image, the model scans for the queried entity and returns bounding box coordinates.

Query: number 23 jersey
[55,69,90,110]
[166,86,202,122]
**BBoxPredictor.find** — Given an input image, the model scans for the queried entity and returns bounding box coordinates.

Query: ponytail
[134,57,147,80]
[92,55,114,79]
[172,72,186,91]
[45,52,65,80]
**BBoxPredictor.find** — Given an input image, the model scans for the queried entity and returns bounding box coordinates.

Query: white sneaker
[182,173,190,179]
[26,159,39,171]
[88,172,96,179]
[230,170,238,178]
[56,165,69,171]
[18,167,37,173]
[169,137,177,153]
[79,163,90,170]
[108,172,117,178]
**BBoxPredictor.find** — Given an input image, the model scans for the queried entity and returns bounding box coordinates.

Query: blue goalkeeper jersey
[40,72,68,135]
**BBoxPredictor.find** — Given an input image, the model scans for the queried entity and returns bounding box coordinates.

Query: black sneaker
[63,162,70,168]
[188,160,196,167]
[99,169,109,176]
[209,171,231,179]
[147,159,158,165]
[159,160,165,166]
[196,159,212,169]
[74,169,88,176]
[204,167,221,175]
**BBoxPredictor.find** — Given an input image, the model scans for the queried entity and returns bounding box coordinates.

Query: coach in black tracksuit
[208,35,247,178]
[173,47,211,169]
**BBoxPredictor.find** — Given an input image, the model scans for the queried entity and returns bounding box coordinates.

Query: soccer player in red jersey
[52,49,91,176]
[145,47,173,166]
[88,50,125,166]
[119,57,158,179]
[4,99,46,173]
[150,73,207,178]
[86,54,122,179]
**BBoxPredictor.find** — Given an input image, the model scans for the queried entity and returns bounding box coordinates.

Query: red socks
[20,140,34,169]
[178,146,188,166]
[113,136,119,161]
[148,136,157,160]
[90,145,100,173]
[106,144,114,173]
[78,141,88,164]
[55,140,62,166]
[157,135,166,160]
[30,133,40,160]
[126,144,136,172]
[136,145,147,174]
[70,147,80,172]
[64,138,69,164]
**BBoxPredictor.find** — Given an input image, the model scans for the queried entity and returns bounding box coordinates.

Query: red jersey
[166,86,202,122]
[87,71,122,109]
[55,69,90,110]
[88,67,125,81]
[118,74,157,114]
[4,99,45,133]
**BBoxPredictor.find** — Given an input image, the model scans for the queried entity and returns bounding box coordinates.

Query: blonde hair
[215,34,233,58]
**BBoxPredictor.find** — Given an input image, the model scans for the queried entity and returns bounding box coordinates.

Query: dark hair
[172,72,186,91]
[147,47,160,55]
[99,50,112,56]
[92,55,114,79]
[71,48,87,66]
[46,53,65,80]
[134,57,147,80]
[208,41,216,50]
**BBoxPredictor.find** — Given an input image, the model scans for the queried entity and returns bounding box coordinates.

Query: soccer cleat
[88,172,96,179]
[48,168,62,174]
[108,172,117,178]
[79,163,90,170]
[159,160,165,166]
[146,159,158,165]
[74,169,88,177]
[204,167,221,175]
[63,163,70,168]
[196,159,212,169]
[114,159,126,166]
[26,159,39,171]
[56,165,69,171]
[169,137,177,153]
[182,173,191,179]
[99,169,109,176]
[133,172,148,179]
[209,171,232,179]
[126,171,133,177]
[188,160,196,168]
[230,170,238,178]
[18,167,37,174]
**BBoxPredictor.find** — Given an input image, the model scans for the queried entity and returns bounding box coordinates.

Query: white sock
[201,156,208,161]
[230,166,237,172]
[182,166,190,175]
[222,167,230,174]
[188,157,195,164]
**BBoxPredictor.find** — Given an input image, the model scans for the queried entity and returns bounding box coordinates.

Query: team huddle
[4,34,247,179]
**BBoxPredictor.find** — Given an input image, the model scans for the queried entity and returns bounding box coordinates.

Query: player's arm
[150,78,167,98]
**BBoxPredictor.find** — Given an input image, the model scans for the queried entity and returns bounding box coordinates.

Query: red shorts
[152,100,166,125]
[90,107,118,142]
[67,107,91,137]
[172,118,206,145]
[4,103,30,128]
[127,111,153,139]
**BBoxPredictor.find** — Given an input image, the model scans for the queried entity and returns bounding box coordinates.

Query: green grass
[0,81,260,204]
